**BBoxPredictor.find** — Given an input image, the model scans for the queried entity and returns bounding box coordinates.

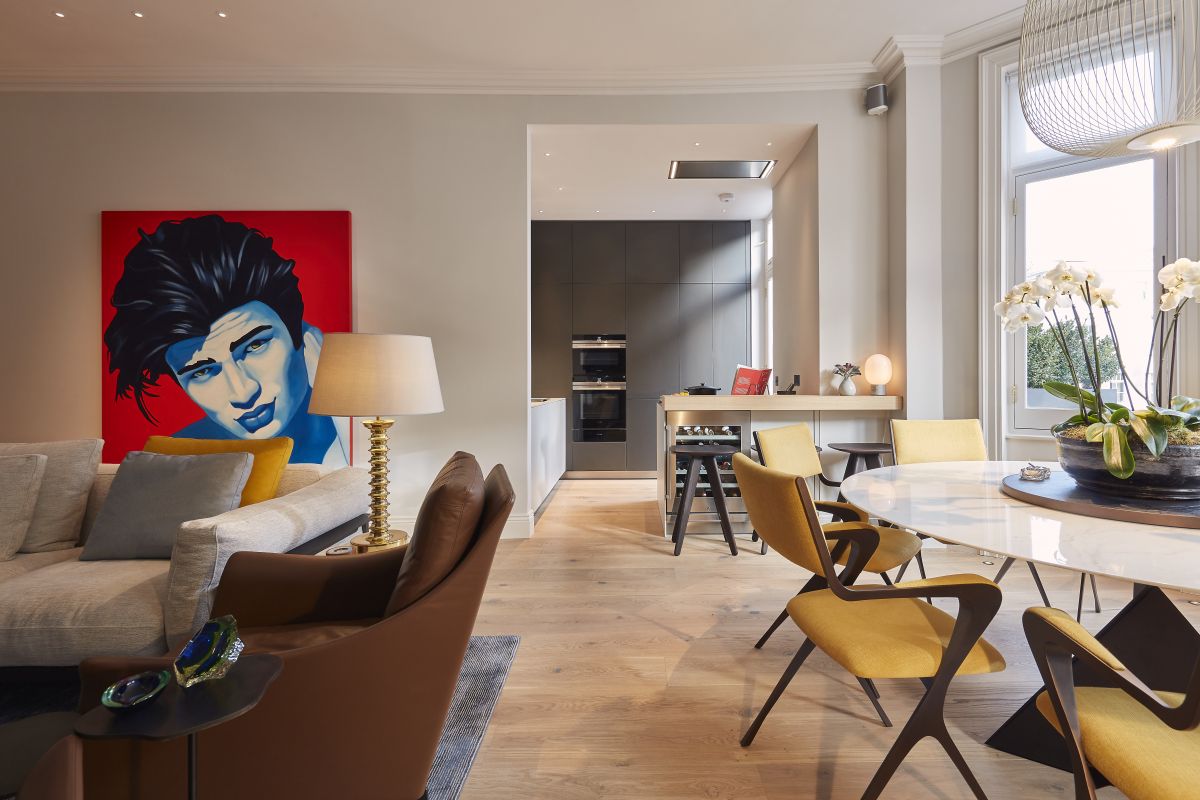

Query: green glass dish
[101,669,171,712]
[173,614,245,688]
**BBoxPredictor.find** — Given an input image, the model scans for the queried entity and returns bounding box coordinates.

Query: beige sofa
[0,463,369,667]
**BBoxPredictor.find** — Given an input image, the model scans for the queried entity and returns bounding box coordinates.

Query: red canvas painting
[101,211,352,466]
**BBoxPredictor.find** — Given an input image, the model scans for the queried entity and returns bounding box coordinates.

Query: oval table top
[840,460,1200,594]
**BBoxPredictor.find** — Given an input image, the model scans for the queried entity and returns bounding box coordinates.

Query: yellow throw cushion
[787,576,1006,679]
[1036,687,1199,800]
[142,437,293,507]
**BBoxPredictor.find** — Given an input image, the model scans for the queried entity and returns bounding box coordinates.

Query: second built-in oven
[572,382,626,442]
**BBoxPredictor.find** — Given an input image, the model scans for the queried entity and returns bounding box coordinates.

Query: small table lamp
[309,333,444,551]
[863,353,893,396]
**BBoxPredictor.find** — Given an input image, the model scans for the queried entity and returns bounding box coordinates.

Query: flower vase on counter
[832,363,861,397]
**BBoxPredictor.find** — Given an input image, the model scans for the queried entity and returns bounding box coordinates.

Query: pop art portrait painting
[101,211,352,466]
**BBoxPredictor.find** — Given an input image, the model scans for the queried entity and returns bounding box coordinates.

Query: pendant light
[1019,0,1200,156]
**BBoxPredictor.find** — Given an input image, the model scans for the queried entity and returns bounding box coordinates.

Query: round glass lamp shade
[863,354,892,395]
[1019,0,1200,156]
[309,334,445,418]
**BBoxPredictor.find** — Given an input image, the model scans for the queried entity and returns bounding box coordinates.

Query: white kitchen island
[530,397,566,515]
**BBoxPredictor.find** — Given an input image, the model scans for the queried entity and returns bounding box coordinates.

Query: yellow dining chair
[753,424,925,649]
[890,418,1063,610]
[734,453,1006,799]
[1024,605,1200,800]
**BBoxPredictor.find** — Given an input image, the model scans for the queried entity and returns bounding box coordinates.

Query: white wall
[941,56,982,421]
[770,131,821,391]
[0,88,888,535]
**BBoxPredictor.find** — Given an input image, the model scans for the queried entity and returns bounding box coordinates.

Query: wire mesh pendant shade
[1019,0,1200,156]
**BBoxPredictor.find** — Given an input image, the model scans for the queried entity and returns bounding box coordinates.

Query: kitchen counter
[660,394,903,412]
[530,398,566,516]
[656,393,903,537]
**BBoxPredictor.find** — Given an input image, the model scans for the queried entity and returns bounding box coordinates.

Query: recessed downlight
[54,11,66,17]
[557,186,564,191]
[216,10,228,18]
[693,142,701,146]
[132,10,144,17]
[767,141,773,146]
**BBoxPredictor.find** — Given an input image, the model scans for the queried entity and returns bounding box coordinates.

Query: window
[1004,71,1168,432]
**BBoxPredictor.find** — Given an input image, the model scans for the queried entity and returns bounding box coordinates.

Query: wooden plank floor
[466,479,1196,799]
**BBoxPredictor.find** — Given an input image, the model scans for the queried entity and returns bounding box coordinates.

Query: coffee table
[74,654,282,800]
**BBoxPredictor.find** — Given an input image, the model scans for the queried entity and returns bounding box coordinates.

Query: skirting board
[390,513,533,540]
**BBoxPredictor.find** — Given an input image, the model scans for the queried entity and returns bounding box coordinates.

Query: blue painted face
[164,301,309,440]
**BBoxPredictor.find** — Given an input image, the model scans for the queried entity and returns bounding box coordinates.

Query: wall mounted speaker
[865,83,889,116]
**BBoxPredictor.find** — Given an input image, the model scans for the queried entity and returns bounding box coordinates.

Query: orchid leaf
[1171,395,1200,414]
[1043,381,1097,406]
[1102,423,1135,479]
[1107,406,1130,423]
[1129,414,1168,457]
[1085,423,1106,442]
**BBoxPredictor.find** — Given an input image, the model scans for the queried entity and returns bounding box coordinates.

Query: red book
[732,365,772,396]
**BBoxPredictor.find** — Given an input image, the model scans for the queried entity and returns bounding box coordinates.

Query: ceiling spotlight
[557,186,564,191]
[767,141,773,146]
[216,10,228,18]
[544,152,551,157]
[594,210,600,214]
[132,10,144,17]
[54,11,66,17]
[650,210,656,214]
[693,142,701,146]
[538,210,544,214]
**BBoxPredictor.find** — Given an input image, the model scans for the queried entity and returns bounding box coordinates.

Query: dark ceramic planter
[1054,432,1200,500]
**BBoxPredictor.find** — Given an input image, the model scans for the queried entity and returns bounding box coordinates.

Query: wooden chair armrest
[1024,605,1200,732]
[815,500,866,523]
[212,547,407,627]
[816,473,843,489]
[841,572,1001,603]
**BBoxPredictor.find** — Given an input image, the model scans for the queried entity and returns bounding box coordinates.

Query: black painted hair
[104,215,305,423]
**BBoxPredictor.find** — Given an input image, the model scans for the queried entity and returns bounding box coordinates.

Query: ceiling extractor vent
[668,160,777,179]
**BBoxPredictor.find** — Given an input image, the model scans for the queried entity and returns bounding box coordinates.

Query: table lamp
[863,354,893,396]
[309,333,444,551]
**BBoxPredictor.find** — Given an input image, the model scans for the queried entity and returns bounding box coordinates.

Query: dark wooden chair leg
[857,677,893,727]
[672,457,701,556]
[936,726,990,800]
[880,572,893,586]
[705,456,737,556]
[1076,573,1087,622]
[1090,573,1102,613]
[895,560,909,581]
[741,639,816,746]
[915,550,927,579]
[755,609,791,650]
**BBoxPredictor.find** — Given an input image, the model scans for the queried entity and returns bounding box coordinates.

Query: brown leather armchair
[74,456,514,800]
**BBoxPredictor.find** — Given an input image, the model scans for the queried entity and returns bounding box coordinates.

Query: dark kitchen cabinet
[531,281,572,399]
[679,222,714,283]
[712,221,750,284]
[626,222,679,283]
[572,283,625,335]
[572,223,625,283]
[532,221,572,285]
[626,397,660,471]
[679,282,714,390]
[626,283,680,399]
[713,281,749,388]
[571,441,626,471]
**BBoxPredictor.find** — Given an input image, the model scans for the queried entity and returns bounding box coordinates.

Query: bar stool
[670,444,739,556]
[827,442,891,502]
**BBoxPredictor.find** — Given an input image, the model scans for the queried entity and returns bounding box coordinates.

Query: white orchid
[1046,261,1088,294]
[1162,288,1185,311]
[1002,302,1046,331]
[1091,285,1118,307]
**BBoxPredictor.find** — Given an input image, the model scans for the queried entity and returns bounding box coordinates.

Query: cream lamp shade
[309,333,445,417]
[863,354,893,396]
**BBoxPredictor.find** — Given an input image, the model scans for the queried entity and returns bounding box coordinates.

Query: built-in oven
[572,335,626,383]
[572,382,626,442]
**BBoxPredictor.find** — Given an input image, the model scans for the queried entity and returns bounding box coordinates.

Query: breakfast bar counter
[655,394,904,537]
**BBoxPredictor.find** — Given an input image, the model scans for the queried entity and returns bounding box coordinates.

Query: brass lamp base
[350,530,409,553]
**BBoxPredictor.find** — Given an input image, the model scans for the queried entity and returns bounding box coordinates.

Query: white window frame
[979,42,1180,454]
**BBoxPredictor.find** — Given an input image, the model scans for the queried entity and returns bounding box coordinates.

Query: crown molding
[872,35,945,83]
[0,63,880,94]
[942,7,1023,64]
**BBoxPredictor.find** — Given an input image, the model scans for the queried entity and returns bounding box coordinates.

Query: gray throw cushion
[0,439,103,553]
[0,454,48,561]
[81,451,254,561]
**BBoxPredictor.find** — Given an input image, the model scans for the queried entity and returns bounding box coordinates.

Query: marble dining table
[840,460,1200,594]
[841,459,1200,773]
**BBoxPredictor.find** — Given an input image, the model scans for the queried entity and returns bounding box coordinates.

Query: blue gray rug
[0,634,519,800]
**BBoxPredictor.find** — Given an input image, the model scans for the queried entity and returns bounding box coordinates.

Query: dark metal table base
[985,586,1199,785]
